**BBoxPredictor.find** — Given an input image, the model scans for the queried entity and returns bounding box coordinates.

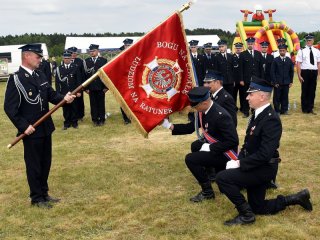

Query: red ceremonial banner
[98,12,196,137]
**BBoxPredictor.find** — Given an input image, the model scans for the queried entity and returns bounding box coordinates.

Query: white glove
[161,118,172,129]
[200,143,210,152]
[226,160,240,169]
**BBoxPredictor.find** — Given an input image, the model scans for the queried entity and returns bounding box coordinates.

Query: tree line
[0,29,319,57]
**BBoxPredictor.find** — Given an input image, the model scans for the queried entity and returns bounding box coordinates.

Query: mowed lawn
[0,75,319,240]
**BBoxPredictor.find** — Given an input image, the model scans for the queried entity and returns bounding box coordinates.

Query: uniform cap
[188,87,210,107]
[246,37,256,43]
[247,76,273,93]
[278,44,288,50]
[67,46,78,53]
[89,44,99,50]
[189,40,199,46]
[260,41,270,47]
[276,38,286,44]
[234,42,243,48]
[203,42,212,49]
[63,51,72,58]
[18,44,43,57]
[123,38,133,45]
[217,40,227,46]
[203,70,224,83]
[304,33,315,40]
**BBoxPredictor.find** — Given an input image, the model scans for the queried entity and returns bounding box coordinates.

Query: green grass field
[0,76,319,240]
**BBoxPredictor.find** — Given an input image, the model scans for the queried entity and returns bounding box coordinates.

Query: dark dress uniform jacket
[73,58,86,83]
[37,59,52,85]
[191,54,206,86]
[4,67,63,138]
[55,63,82,95]
[172,103,238,155]
[213,53,234,85]
[238,105,282,171]
[212,88,237,127]
[84,57,108,90]
[232,54,241,84]
[261,53,274,82]
[204,53,215,72]
[270,56,294,85]
[239,50,264,83]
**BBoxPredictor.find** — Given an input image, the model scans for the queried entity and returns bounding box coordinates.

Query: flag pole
[7,72,100,149]
[179,1,193,13]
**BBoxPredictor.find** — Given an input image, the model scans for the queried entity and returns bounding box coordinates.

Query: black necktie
[207,54,210,60]
[224,54,227,60]
[310,47,314,65]
[32,71,36,78]
[282,58,285,63]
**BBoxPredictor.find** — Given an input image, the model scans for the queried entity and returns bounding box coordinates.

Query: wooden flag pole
[7,72,99,149]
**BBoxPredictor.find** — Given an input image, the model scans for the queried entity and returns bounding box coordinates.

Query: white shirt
[204,100,214,115]
[21,65,33,75]
[254,103,270,119]
[211,87,223,98]
[295,46,320,70]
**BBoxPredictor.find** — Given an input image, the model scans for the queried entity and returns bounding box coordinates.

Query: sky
[1,0,319,36]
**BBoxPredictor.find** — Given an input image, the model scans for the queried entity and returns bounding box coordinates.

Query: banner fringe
[98,69,149,138]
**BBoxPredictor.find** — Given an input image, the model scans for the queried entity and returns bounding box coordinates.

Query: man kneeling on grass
[215,76,313,226]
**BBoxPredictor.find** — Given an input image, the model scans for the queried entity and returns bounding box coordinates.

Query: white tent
[65,35,220,52]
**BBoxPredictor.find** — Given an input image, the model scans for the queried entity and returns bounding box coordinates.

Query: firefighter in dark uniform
[271,44,294,115]
[55,51,82,129]
[203,42,215,72]
[68,46,86,121]
[189,40,206,86]
[83,44,108,126]
[37,57,52,85]
[213,40,235,95]
[204,70,237,127]
[4,44,76,208]
[216,77,312,226]
[162,87,238,203]
[239,37,264,118]
[232,42,243,112]
[119,38,133,124]
[260,41,274,83]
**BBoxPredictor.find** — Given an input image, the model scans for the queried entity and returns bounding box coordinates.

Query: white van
[0,43,49,79]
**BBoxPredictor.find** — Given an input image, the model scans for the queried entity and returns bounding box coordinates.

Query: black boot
[190,182,215,203]
[224,202,256,226]
[284,189,312,211]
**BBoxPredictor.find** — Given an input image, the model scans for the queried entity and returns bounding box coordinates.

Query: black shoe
[44,195,61,203]
[72,123,78,129]
[280,111,290,115]
[31,201,53,209]
[242,113,249,118]
[310,110,317,115]
[224,203,255,226]
[190,191,215,202]
[93,121,99,126]
[62,126,68,130]
[285,189,312,211]
[124,119,131,125]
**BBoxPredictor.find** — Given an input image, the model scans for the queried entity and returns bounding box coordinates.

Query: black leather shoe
[124,119,131,125]
[242,113,249,118]
[285,189,312,211]
[31,201,53,209]
[72,123,78,129]
[224,214,255,226]
[190,191,215,202]
[266,180,278,189]
[44,195,61,203]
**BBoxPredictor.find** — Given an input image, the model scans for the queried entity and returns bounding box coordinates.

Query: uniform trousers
[62,101,78,127]
[76,94,85,119]
[215,163,287,215]
[301,70,318,113]
[89,90,105,123]
[23,135,52,203]
[185,140,229,184]
[233,83,241,111]
[239,83,250,114]
[273,85,290,113]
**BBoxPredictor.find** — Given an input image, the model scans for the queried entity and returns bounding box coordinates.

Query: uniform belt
[269,158,281,164]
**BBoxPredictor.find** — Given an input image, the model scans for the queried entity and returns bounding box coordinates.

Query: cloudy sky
[1,0,319,36]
